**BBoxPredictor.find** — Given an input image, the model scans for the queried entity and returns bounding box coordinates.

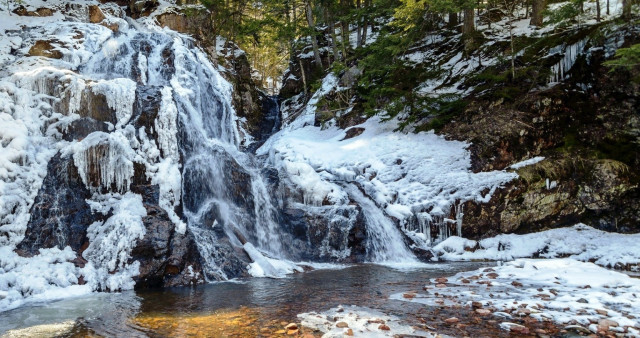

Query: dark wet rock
[61,117,110,141]
[280,204,367,262]
[130,185,204,288]
[342,127,365,140]
[16,153,97,256]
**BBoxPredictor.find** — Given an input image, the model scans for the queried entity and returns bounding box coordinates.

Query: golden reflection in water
[132,306,318,337]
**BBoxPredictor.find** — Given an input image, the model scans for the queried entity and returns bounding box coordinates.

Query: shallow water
[0,262,490,337]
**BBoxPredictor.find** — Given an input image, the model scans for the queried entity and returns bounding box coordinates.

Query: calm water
[0,262,490,337]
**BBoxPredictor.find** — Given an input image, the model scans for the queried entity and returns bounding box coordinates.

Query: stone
[28,40,63,59]
[475,309,491,316]
[342,127,365,140]
[367,319,385,324]
[596,309,608,316]
[88,5,106,23]
[12,5,53,16]
[435,277,448,283]
[445,317,459,324]
[436,283,447,288]
[564,325,592,334]
[598,319,618,331]
[286,329,299,335]
[486,272,499,279]
[336,322,349,328]
[403,293,416,299]
[378,324,390,331]
[511,281,523,287]
[472,301,483,309]
[345,328,354,336]
[510,324,530,334]
[285,323,298,330]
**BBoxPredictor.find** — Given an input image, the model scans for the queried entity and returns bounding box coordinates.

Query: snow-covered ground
[433,224,640,271]
[393,259,640,336]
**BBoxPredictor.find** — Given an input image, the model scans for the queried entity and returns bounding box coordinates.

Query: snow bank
[298,305,433,338]
[394,259,640,334]
[0,246,91,312]
[433,224,640,270]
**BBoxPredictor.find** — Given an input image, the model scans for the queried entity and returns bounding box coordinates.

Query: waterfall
[78,21,288,280]
[345,185,416,263]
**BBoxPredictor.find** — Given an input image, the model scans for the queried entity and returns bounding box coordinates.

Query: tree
[305,0,323,66]
[530,0,546,27]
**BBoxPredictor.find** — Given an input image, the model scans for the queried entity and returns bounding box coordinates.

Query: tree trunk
[607,0,610,15]
[299,59,308,95]
[448,11,458,29]
[622,0,631,20]
[329,15,341,62]
[463,8,475,34]
[356,0,362,49]
[530,0,545,27]
[596,0,601,21]
[305,0,323,66]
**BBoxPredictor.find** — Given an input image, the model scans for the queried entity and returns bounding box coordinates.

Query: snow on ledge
[433,224,640,270]
[508,156,545,169]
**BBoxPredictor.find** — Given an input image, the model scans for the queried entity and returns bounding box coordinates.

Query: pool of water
[0,262,491,337]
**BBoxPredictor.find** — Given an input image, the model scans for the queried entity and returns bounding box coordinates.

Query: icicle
[455,202,464,237]
[549,39,589,84]
[73,132,135,193]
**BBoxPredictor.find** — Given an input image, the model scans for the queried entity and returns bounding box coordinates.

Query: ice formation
[260,73,517,256]
[0,0,289,310]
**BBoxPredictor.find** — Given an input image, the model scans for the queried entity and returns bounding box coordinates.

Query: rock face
[15,154,96,257]
[441,31,640,238]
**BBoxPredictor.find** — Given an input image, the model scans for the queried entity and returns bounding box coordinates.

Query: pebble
[286,329,299,335]
[564,325,591,334]
[345,328,354,336]
[471,301,483,309]
[444,317,459,324]
[596,309,608,316]
[285,323,298,330]
[475,309,491,316]
[436,283,447,288]
[511,281,523,287]
[378,324,390,331]
[486,273,499,279]
[598,319,618,331]
[435,277,448,283]
[336,322,349,328]
[403,293,416,299]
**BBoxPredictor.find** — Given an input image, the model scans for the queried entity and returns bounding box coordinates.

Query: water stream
[0,263,490,337]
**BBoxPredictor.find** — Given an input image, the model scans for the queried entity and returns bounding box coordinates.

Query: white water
[345,185,416,263]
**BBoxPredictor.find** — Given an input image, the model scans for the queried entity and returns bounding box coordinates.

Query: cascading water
[344,185,416,263]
